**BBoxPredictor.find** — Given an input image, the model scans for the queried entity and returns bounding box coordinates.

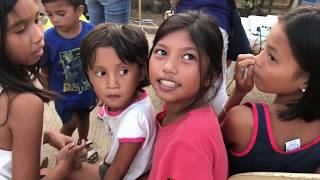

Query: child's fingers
[245,65,255,86]
[236,54,255,62]
[59,142,75,152]
[235,59,255,80]
[246,65,254,79]
[70,140,86,153]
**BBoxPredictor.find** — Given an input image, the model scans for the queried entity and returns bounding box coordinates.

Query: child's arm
[10,93,44,180]
[104,142,142,180]
[218,54,255,122]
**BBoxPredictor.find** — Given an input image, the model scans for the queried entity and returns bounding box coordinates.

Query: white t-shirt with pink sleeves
[103,90,156,180]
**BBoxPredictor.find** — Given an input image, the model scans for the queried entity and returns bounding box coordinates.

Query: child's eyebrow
[46,10,65,13]
[9,20,26,28]
[154,43,166,48]
[266,44,278,55]
[9,11,40,29]
[156,42,197,51]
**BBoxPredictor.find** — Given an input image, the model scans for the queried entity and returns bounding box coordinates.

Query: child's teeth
[160,80,177,87]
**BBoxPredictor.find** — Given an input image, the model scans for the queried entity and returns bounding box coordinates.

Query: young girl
[221,5,320,175]
[148,11,228,179]
[0,0,86,179]
[68,23,156,180]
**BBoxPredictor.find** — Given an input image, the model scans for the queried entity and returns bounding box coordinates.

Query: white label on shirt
[285,138,300,152]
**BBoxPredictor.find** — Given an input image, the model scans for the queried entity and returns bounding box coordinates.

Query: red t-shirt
[149,106,228,180]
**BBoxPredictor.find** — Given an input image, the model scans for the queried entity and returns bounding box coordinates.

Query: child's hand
[234,54,256,95]
[55,140,86,171]
[48,130,74,150]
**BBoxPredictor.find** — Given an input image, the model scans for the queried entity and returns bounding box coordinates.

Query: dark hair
[0,0,54,103]
[149,11,223,108]
[41,0,83,8]
[278,5,320,122]
[80,23,150,92]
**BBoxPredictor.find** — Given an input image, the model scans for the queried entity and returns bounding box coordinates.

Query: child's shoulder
[126,91,154,110]
[81,21,95,33]
[187,106,217,124]
[222,104,255,147]
[227,103,255,123]
[181,106,219,135]
[44,27,58,38]
[5,92,44,127]
[11,92,44,111]
[125,96,155,118]
[82,20,95,28]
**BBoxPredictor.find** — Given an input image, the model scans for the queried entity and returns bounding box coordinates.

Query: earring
[302,88,306,93]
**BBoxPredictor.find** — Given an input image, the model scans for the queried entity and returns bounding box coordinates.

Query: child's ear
[76,5,84,18]
[300,81,309,93]
[299,71,309,92]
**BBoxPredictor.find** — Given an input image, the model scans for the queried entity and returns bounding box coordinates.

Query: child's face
[5,0,44,65]
[149,29,201,106]
[254,22,308,95]
[88,47,143,111]
[43,1,82,34]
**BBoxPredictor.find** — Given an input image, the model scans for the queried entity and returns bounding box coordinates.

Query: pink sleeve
[156,139,214,180]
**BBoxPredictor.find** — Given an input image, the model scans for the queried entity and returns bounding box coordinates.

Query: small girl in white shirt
[68,23,156,180]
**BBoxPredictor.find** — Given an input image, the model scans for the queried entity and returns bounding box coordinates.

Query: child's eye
[119,69,128,75]
[58,12,65,16]
[15,26,26,34]
[154,49,167,56]
[95,71,106,77]
[182,54,194,61]
[268,54,276,62]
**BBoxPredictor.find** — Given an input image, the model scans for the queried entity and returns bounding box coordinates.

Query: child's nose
[32,24,44,44]
[107,75,119,89]
[50,15,58,24]
[254,53,262,66]
[163,57,178,74]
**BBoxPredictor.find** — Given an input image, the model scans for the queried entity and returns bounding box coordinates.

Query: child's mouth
[159,79,179,88]
[107,95,120,101]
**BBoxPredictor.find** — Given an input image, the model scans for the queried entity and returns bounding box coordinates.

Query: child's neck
[56,21,82,39]
[162,99,207,126]
[273,92,303,105]
[270,93,304,122]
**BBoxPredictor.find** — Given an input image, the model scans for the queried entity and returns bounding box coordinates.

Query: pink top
[149,106,228,180]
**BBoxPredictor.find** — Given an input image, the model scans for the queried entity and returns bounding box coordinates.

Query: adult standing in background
[85,0,131,25]
[173,0,231,114]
